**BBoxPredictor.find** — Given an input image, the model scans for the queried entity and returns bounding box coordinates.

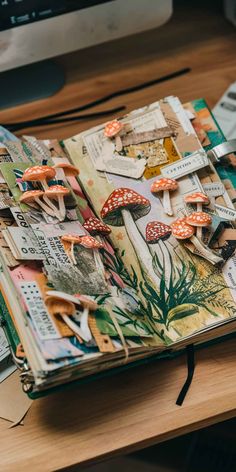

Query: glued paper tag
[2,227,44,260]
[104,154,146,179]
[88,313,115,353]
[20,281,61,340]
[161,150,209,179]
[10,207,30,228]
[215,204,236,221]
[121,127,174,146]
[202,182,224,197]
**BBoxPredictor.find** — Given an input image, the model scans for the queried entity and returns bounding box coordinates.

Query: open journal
[0,96,235,398]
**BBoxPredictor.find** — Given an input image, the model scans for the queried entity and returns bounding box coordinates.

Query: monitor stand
[0,60,65,110]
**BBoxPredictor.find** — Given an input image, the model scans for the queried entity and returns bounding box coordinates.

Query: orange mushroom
[53,163,79,185]
[19,190,56,217]
[104,119,124,151]
[22,165,56,190]
[171,218,222,264]
[45,295,84,338]
[184,192,210,212]
[79,235,104,249]
[151,178,178,216]
[45,290,94,341]
[44,185,70,221]
[61,234,82,264]
[186,211,212,240]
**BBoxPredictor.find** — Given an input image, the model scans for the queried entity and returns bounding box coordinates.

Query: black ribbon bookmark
[176,344,195,406]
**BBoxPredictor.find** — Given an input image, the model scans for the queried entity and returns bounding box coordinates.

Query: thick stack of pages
[0,96,235,397]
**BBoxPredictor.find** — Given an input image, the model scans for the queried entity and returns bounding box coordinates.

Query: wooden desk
[0,1,236,470]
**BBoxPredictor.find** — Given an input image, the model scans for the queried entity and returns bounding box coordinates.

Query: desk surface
[0,1,236,471]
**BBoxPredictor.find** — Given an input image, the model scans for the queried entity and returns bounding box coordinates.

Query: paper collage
[0,98,234,397]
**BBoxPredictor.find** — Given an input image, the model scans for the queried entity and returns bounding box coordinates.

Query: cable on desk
[4,67,191,131]
[7,106,126,132]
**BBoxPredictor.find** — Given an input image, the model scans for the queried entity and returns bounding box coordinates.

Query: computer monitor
[0,0,172,109]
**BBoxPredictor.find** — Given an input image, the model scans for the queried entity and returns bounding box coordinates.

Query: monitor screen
[0,0,113,31]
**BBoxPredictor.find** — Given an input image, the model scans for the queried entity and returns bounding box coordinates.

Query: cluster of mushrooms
[60,218,111,265]
[99,186,223,275]
[19,163,79,221]
[45,290,98,342]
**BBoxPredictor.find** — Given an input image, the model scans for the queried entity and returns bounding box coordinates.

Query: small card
[215,204,236,221]
[20,281,61,340]
[2,227,43,260]
[161,150,209,179]
[10,207,30,229]
[5,140,44,164]
[104,154,146,179]
[202,182,225,197]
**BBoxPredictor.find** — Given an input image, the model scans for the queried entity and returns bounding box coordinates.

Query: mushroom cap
[146,221,172,243]
[22,165,56,182]
[171,223,195,240]
[83,217,111,235]
[53,163,79,177]
[79,235,104,249]
[19,190,44,203]
[104,120,123,138]
[45,295,75,316]
[186,211,212,227]
[101,188,151,226]
[170,217,188,229]
[73,294,98,311]
[184,192,210,205]
[151,178,178,193]
[44,185,70,198]
[61,234,82,244]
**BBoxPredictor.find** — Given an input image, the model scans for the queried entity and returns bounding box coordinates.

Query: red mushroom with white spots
[79,235,104,249]
[146,221,172,280]
[151,178,178,216]
[171,218,222,265]
[83,216,111,242]
[101,188,161,288]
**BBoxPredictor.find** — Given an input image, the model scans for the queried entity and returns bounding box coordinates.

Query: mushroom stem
[43,195,61,218]
[34,197,56,217]
[163,190,173,216]
[41,179,49,191]
[196,226,202,240]
[60,313,84,337]
[196,203,202,212]
[159,240,172,284]
[148,244,164,278]
[70,242,77,265]
[115,135,123,152]
[190,236,222,264]
[79,307,92,342]
[58,196,67,221]
[121,208,161,289]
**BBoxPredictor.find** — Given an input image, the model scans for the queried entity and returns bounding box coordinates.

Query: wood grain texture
[0,1,236,470]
